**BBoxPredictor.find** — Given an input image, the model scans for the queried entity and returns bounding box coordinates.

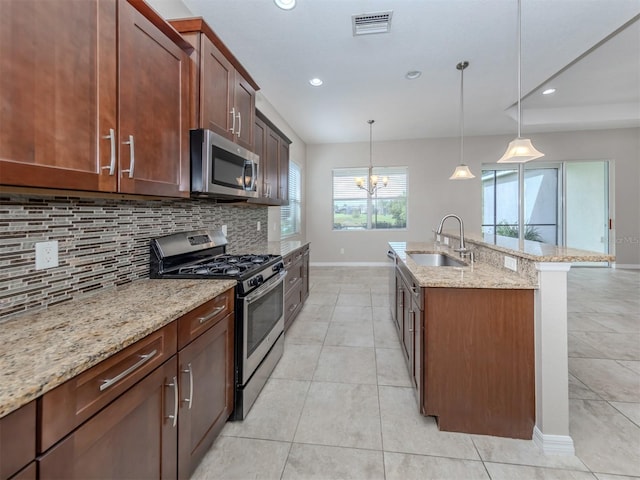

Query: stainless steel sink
[407,252,466,267]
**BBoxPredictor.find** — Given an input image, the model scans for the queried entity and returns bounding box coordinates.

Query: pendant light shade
[449,164,476,180]
[449,61,475,180]
[497,137,545,163]
[497,0,544,163]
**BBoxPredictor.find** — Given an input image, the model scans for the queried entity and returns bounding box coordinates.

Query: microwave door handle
[250,162,257,191]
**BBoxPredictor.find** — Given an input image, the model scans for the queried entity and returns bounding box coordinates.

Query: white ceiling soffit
[155,0,640,145]
[352,11,393,36]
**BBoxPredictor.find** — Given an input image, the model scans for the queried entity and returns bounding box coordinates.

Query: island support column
[534,262,575,455]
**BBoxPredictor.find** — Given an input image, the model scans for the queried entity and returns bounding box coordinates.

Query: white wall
[306,128,640,266]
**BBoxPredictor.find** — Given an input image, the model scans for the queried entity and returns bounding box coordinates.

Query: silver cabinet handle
[101,128,116,175]
[99,349,157,391]
[198,305,226,324]
[121,135,135,178]
[409,309,414,332]
[236,111,242,137]
[166,376,178,427]
[229,107,236,134]
[182,363,194,410]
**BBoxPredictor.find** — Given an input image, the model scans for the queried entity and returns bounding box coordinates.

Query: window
[281,161,301,237]
[332,166,407,230]
[482,165,560,244]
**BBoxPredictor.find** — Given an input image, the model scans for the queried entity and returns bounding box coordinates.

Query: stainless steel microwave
[190,129,259,199]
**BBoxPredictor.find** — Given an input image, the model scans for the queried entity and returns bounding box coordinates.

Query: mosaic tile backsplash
[0,194,268,320]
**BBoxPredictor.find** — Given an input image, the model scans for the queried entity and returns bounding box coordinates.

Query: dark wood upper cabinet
[117,0,190,197]
[170,18,258,152]
[250,110,291,206]
[0,0,191,197]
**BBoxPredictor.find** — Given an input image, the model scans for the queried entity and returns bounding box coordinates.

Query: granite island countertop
[444,232,615,263]
[389,241,537,289]
[0,278,236,418]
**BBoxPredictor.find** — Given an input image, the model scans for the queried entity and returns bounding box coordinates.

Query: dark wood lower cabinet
[423,287,534,439]
[393,260,535,439]
[38,357,178,479]
[34,289,236,479]
[283,244,310,331]
[178,312,234,479]
[0,401,35,480]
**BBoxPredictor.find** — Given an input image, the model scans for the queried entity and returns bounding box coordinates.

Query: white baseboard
[533,426,575,455]
[613,263,640,269]
[310,262,388,267]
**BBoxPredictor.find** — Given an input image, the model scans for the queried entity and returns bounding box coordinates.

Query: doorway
[564,160,612,265]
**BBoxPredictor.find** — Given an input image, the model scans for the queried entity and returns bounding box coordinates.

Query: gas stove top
[177,254,280,277]
[150,230,283,295]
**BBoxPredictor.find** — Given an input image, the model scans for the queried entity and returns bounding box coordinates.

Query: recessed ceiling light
[309,78,323,87]
[542,88,556,95]
[274,0,296,10]
[405,70,422,80]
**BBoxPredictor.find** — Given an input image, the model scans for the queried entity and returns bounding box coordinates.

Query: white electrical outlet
[35,241,59,270]
[443,237,450,246]
[504,255,517,272]
[257,221,261,231]
[221,225,227,235]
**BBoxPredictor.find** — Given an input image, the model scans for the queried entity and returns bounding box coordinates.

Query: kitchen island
[389,233,613,453]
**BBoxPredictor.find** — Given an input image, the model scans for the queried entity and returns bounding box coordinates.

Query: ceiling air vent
[352,11,393,36]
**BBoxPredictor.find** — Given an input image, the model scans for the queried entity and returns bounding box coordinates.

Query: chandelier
[355,120,388,195]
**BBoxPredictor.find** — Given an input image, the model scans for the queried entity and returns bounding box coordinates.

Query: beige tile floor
[192,266,640,480]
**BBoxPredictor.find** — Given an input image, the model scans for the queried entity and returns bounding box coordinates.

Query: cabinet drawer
[178,289,234,350]
[39,323,178,452]
[0,401,35,480]
[284,284,303,325]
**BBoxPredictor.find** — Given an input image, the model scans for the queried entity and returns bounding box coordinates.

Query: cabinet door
[412,294,423,404]
[253,117,267,198]
[301,247,310,301]
[118,0,189,197]
[0,0,117,192]
[38,357,178,480]
[0,401,35,480]
[233,74,255,151]
[394,270,404,335]
[265,129,280,201]
[278,141,289,203]
[178,313,234,479]
[199,35,234,140]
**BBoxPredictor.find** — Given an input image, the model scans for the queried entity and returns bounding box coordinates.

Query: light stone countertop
[390,242,537,289]
[0,279,236,419]
[451,232,615,263]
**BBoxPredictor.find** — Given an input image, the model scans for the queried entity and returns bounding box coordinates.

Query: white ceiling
[149,0,640,145]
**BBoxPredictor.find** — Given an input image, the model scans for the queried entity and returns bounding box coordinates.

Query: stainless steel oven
[235,269,285,419]
[242,272,285,385]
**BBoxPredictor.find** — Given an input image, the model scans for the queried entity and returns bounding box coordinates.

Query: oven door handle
[244,271,285,303]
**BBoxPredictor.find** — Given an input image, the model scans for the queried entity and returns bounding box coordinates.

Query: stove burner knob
[249,275,264,287]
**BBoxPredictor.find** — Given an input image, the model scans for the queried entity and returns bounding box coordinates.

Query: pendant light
[497,0,544,163]
[449,61,476,180]
[355,120,388,195]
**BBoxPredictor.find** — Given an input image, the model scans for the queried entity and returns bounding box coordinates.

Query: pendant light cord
[460,63,465,164]
[369,120,373,169]
[456,61,469,165]
[517,0,522,138]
